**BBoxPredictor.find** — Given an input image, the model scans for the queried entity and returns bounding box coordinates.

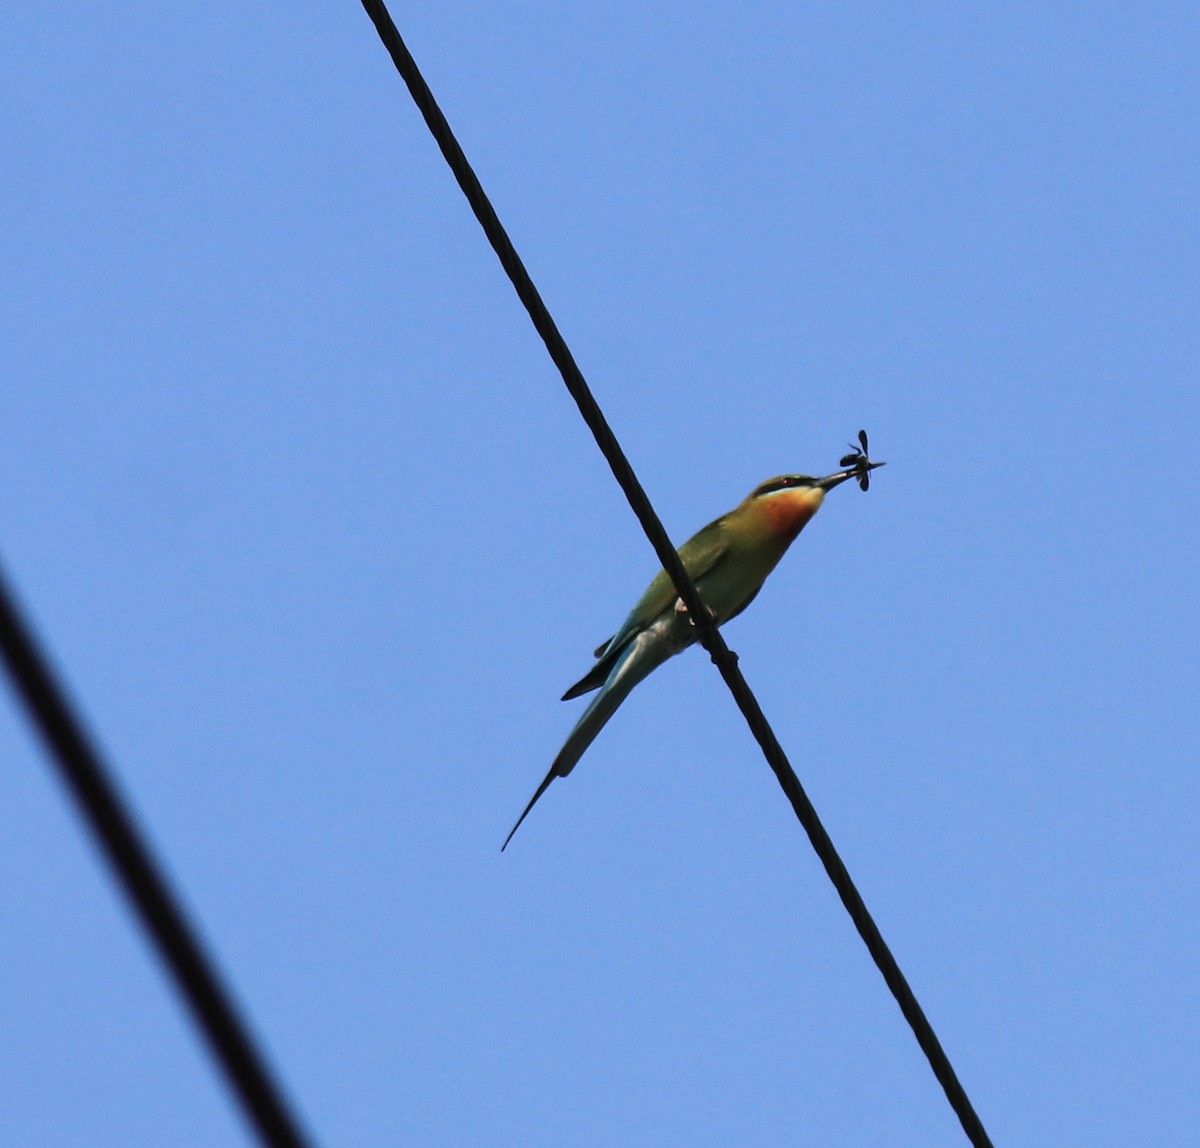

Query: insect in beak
[838,429,884,491]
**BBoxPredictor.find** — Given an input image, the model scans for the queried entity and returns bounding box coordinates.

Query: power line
[358,5,994,1146]
[0,566,313,1148]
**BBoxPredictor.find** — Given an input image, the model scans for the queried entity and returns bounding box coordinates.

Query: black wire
[359,5,994,1146]
[0,566,312,1148]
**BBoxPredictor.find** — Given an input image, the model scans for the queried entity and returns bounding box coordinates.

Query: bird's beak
[817,460,885,490]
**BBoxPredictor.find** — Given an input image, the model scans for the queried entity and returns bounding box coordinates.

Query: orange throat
[763,487,824,542]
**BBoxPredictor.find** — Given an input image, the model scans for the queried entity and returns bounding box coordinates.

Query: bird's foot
[675,598,717,626]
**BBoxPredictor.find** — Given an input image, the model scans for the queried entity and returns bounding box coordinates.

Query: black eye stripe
[752,475,814,498]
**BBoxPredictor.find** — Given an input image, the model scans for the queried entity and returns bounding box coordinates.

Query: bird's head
[742,432,885,539]
[751,430,886,502]
[742,474,833,540]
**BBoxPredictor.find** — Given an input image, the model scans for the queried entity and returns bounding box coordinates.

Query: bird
[501,434,884,850]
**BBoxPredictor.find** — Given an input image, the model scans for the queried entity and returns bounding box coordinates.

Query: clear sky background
[2,4,1196,1145]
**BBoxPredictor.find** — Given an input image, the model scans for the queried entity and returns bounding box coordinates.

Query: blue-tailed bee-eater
[502,434,884,850]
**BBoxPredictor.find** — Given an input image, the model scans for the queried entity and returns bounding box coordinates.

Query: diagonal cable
[0,565,313,1148]
[358,5,994,1146]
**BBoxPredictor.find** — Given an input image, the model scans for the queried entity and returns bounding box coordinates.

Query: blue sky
[2,3,1196,1145]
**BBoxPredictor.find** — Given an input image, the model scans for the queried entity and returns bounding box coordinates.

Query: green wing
[562,517,730,701]
[594,514,731,659]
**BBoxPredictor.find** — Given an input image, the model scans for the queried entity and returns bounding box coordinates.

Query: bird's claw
[675,598,717,627]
